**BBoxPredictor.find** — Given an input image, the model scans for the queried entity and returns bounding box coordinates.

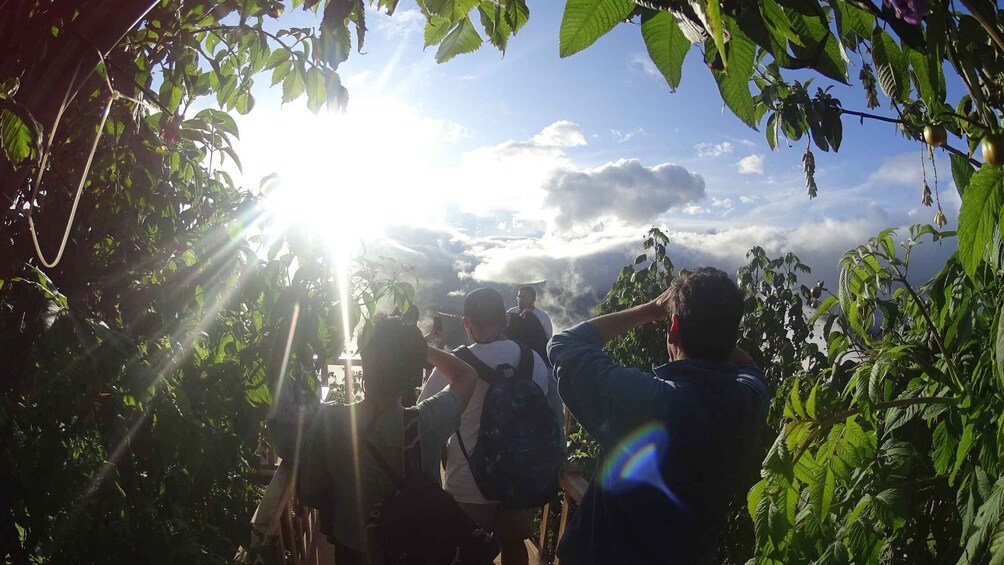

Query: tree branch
[839,108,982,167]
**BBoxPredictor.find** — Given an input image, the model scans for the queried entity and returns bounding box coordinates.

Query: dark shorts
[457,502,535,541]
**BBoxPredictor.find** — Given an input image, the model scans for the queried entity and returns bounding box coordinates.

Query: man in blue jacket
[548,267,770,564]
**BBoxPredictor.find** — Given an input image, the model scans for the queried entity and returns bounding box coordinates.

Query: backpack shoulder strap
[453,345,505,385]
[402,407,423,477]
[513,341,534,382]
[366,437,402,488]
[364,407,423,487]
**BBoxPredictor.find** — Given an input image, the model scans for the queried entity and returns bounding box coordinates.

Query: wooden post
[538,502,550,561]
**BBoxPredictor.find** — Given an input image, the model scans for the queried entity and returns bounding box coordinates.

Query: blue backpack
[454,342,564,509]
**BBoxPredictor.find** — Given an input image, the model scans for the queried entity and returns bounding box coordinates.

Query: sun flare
[248,97,454,256]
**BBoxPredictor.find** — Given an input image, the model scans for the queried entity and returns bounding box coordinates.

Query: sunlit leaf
[435,17,483,63]
[958,166,1004,279]
[641,10,689,92]
[558,0,634,58]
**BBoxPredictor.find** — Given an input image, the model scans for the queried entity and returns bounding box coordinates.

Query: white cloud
[543,159,706,231]
[532,120,587,148]
[738,154,765,174]
[712,197,734,209]
[612,128,645,143]
[696,142,734,157]
[681,204,708,215]
[375,9,425,39]
[344,70,372,88]
[440,121,469,142]
[629,53,660,79]
[739,195,759,204]
[868,152,923,186]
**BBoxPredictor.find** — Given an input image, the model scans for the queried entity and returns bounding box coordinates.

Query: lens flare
[598,422,687,512]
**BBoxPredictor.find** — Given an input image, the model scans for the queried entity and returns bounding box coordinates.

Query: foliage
[0,1,419,562]
[3,0,1004,562]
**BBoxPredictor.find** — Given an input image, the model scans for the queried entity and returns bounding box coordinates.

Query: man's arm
[425,345,478,412]
[584,300,667,345]
[417,367,447,403]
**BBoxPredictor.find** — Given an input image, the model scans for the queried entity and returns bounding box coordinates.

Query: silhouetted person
[285,316,478,565]
[549,268,769,564]
[505,285,552,366]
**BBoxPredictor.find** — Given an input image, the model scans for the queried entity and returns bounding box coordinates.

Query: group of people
[272,269,770,564]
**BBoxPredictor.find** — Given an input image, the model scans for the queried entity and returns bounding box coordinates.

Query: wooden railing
[243,458,336,564]
[240,358,358,564]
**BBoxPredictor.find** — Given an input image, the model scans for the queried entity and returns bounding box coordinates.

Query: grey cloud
[365,204,957,336]
[544,159,706,232]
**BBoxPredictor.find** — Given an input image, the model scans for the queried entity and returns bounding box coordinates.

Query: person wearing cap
[418,288,562,565]
[505,285,553,368]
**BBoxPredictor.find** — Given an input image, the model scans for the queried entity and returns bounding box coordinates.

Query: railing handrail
[251,457,295,538]
[559,468,588,505]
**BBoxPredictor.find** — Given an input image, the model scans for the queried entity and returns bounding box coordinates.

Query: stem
[840,107,903,125]
[960,0,1004,54]
[896,274,964,392]
[841,107,981,166]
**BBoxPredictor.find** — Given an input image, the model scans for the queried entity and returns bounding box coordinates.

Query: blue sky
[232,2,960,327]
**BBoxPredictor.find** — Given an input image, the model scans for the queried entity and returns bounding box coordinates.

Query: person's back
[549,268,769,564]
[420,288,562,565]
[285,315,479,564]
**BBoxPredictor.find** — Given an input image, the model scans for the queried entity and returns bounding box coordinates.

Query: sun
[248,96,450,258]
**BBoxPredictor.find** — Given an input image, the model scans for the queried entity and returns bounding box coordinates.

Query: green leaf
[906,45,945,110]
[435,17,483,63]
[425,0,480,24]
[997,304,1004,388]
[748,479,767,520]
[951,424,974,484]
[641,10,690,91]
[952,153,976,196]
[710,24,757,128]
[425,15,452,47]
[271,59,292,86]
[962,478,1004,563]
[789,382,806,418]
[1,108,37,165]
[558,0,634,58]
[264,48,291,71]
[807,465,839,517]
[504,0,530,34]
[282,67,307,103]
[932,420,956,475]
[707,0,727,69]
[958,166,1004,279]
[871,28,910,102]
[874,488,907,530]
[304,67,326,113]
[478,4,512,52]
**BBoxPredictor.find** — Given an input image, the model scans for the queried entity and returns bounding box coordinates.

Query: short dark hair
[517,285,536,300]
[463,288,507,330]
[664,268,744,361]
[360,315,426,399]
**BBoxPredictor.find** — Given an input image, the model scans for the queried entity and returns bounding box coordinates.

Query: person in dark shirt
[548,267,770,564]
